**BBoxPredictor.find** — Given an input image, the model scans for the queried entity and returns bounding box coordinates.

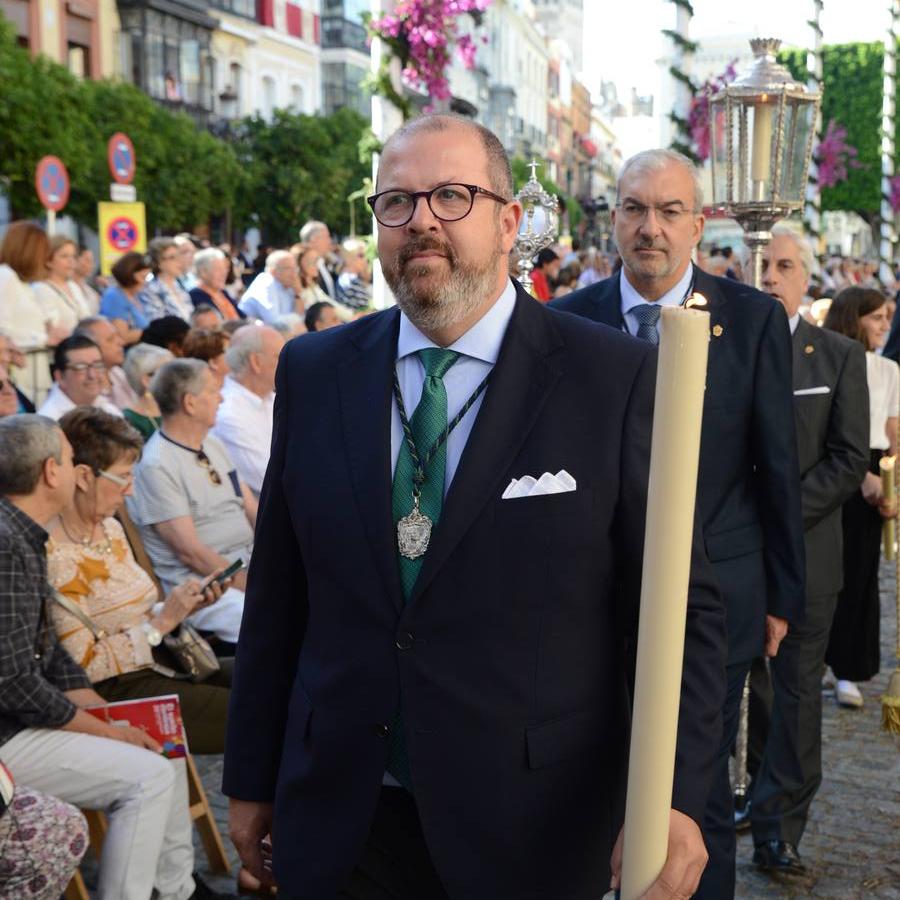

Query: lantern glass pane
[777,99,815,204]
[709,100,731,207]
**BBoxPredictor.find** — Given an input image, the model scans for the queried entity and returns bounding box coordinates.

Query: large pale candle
[619,304,711,900]
[881,455,896,560]
[751,97,773,185]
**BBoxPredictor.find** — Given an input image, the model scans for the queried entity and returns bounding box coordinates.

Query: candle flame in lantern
[685,292,708,308]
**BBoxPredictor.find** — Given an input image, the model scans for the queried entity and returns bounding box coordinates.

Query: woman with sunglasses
[45,407,234,755]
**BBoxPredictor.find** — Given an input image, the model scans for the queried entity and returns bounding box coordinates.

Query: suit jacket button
[395,632,414,650]
[374,723,389,738]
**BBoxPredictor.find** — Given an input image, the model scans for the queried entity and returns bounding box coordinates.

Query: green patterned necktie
[387,347,460,789]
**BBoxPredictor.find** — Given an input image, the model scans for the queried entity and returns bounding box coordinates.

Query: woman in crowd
[47,408,233,754]
[336,238,373,313]
[189,248,243,321]
[181,328,230,389]
[74,245,102,314]
[100,251,152,345]
[823,287,899,708]
[294,243,330,310]
[143,237,194,322]
[0,780,88,898]
[33,236,92,338]
[0,221,62,349]
[122,343,173,440]
[0,363,18,418]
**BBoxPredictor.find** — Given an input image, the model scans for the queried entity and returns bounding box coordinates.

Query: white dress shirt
[391,279,517,490]
[238,272,297,324]
[788,312,800,335]
[212,375,275,494]
[38,384,124,421]
[0,265,46,349]
[619,264,695,338]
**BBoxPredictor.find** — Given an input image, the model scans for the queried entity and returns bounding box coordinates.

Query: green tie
[387,347,459,789]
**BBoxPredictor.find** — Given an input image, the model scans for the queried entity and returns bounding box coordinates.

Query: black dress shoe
[752,840,807,876]
[733,795,751,832]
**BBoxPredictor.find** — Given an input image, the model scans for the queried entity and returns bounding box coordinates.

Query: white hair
[224,324,264,375]
[770,224,815,275]
[617,148,704,212]
[265,250,293,272]
[299,221,328,243]
[193,247,226,278]
[123,343,174,395]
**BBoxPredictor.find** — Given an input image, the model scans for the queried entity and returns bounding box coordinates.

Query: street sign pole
[46,209,56,237]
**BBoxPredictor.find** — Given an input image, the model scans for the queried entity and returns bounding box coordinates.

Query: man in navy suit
[552,150,806,899]
[224,118,726,900]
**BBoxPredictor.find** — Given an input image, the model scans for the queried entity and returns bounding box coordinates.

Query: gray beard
[385,254,503,335]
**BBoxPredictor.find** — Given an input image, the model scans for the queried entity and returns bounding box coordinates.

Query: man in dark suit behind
[224,117,726,900]
[552,149,806,899]
[745,227,869,875]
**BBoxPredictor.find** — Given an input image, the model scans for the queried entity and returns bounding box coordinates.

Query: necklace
[58,516,112,554]
[391,365,491,560]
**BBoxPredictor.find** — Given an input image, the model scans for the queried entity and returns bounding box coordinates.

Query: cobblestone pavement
[193,564,900,900]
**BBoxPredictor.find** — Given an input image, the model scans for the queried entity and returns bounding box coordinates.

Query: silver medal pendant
[397,495,432,560]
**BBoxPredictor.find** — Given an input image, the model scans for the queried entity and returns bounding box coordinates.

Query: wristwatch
[141,621,163,647]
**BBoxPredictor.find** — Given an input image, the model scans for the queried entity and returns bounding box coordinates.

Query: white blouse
[0,264,47,348]
[866,351,899,450]
[32,280,92,334]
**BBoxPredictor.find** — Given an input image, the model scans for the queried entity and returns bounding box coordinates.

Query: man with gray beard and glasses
[224,115,726,900]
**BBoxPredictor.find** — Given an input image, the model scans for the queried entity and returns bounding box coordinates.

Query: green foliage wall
[0,15,371,239]
[781,42,886,217]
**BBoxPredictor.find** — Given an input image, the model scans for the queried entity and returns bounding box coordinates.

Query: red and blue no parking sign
[108,132,136,185]
[35,156,70,212]
[106,216,139,251]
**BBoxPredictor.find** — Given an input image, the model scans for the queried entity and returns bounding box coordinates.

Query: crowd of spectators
[0,215,373,897]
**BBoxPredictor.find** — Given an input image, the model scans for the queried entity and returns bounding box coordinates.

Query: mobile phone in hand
[201,558,244,590]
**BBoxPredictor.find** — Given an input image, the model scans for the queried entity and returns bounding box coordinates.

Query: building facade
[320,0,369,117]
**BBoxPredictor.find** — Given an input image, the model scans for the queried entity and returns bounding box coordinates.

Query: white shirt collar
[619,264,694,316]
[788,312,801,334]
[222,375,272,409]
[396,279,517,365]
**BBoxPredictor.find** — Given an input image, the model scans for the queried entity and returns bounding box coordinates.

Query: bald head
[379,114,513,200]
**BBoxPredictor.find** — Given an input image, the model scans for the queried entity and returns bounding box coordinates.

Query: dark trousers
[748,593,837,847]
[694,659,752,900]
[338,786,450,900]
[95,659,233,755]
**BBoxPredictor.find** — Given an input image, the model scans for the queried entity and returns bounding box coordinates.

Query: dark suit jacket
[552,266,806,664]
[223,282,726,900]
[792,319,869,596]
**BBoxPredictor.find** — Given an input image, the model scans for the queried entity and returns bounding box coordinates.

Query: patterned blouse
[46,517,160,683]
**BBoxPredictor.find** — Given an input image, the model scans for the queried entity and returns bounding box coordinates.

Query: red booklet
[86,694,189,759]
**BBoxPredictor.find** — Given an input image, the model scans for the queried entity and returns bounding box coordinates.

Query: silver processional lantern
[708,38,822,289]
[513,160,560,295]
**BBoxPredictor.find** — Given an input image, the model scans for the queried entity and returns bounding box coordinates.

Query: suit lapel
[588,276,626,330]
[338,309,405,613]
[408,287,564,605]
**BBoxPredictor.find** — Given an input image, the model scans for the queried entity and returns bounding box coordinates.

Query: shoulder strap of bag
[51,590,108,640]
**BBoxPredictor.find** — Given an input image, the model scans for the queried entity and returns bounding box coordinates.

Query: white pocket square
[502,469,576,499]
[794,386,830,396]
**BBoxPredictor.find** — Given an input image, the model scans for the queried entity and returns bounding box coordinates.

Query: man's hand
[610,809,708,898]
[230,799,276,888]
[765,614,788,658]
[105,723,162,753]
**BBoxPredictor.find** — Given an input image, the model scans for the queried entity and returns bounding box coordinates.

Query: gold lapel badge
[805,344,815,355]
[712,324,724,338]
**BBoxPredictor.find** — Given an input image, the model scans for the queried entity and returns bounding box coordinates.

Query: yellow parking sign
[98,201,146,275]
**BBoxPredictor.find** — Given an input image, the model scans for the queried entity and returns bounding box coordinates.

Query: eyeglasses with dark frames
[367,183,510,228]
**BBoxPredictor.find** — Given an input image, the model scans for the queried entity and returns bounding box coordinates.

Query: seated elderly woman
[189,248,243,322]
[47,407,233,754]
[181,328,230,390]
[122,342,173,440]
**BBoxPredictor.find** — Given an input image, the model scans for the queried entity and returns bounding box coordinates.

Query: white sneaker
[836,679,864,708]
[822,665,836,691]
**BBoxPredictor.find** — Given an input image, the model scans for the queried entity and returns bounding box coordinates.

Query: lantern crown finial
[750,38,782,59]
